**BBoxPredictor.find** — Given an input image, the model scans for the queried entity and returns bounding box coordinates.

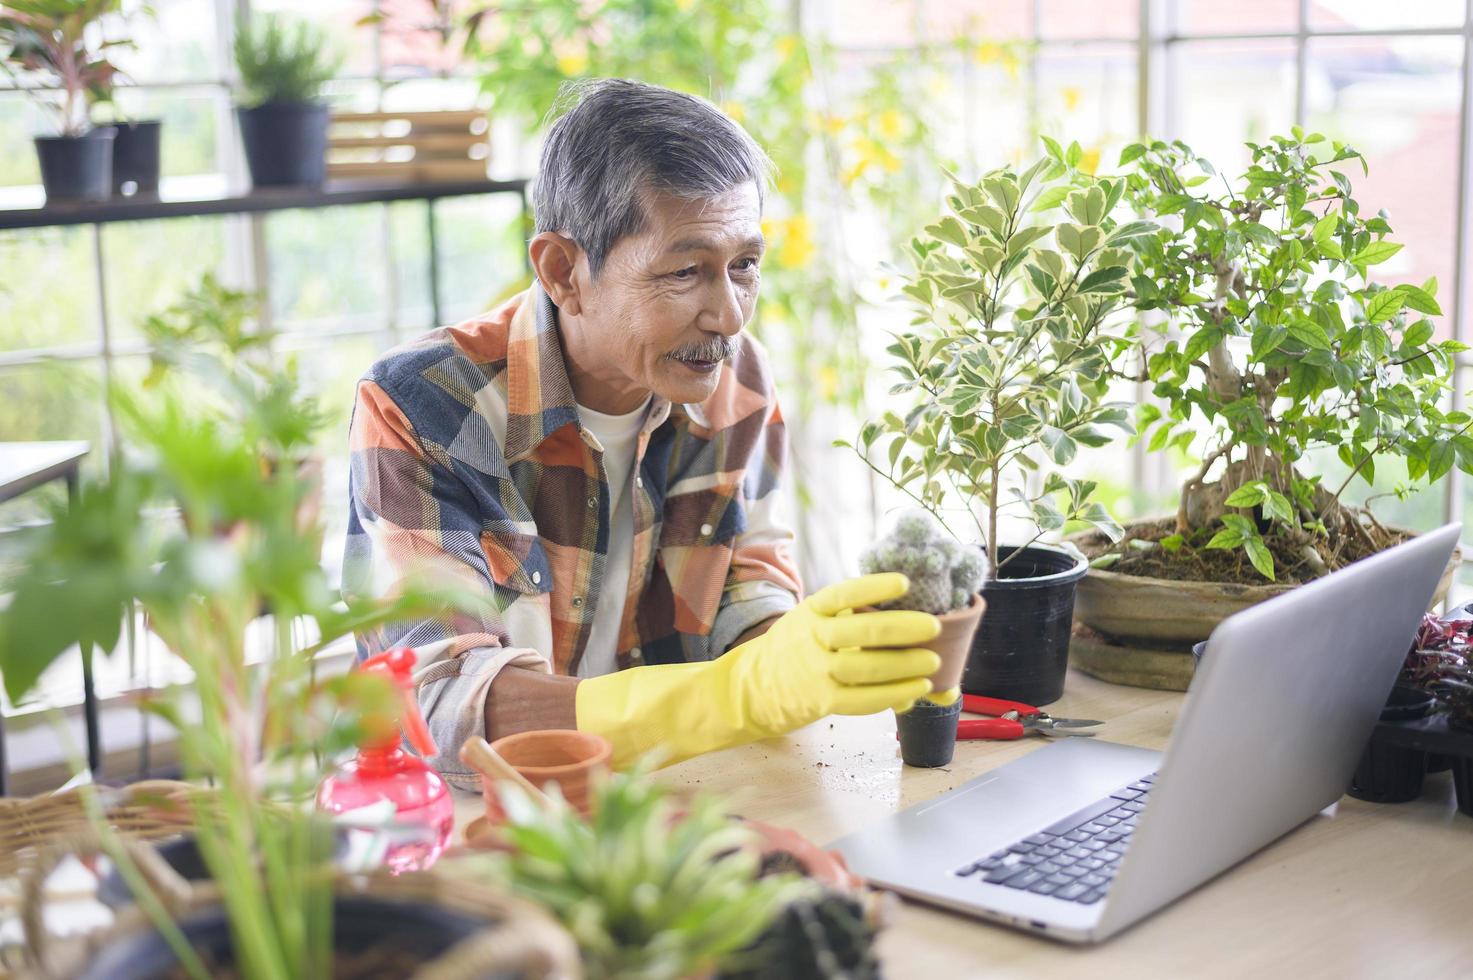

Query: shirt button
[587,497,597,509]
[700,523,713,536]
[571,596,584,608]
[531,571,541,585]
[629,646,642,662]
[636,476,643,488]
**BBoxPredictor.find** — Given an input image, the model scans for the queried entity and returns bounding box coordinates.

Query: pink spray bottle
[316,648,454,874]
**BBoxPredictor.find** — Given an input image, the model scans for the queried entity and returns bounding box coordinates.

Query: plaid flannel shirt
[343,282,802,787]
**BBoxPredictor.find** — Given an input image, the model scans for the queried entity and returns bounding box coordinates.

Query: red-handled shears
[957,694,1102,740]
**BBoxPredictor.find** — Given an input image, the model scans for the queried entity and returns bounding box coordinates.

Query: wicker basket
[0,780,198,880]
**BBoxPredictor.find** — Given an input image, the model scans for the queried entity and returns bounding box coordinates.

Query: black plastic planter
[897,698,961,768]
[237,101,329,188]
[1453,755,1473,818]
[111,120,162,195]
[77,895,489,980]
[1348,686,1436,803]
[962,543,1088,706]
[35,127,116,203]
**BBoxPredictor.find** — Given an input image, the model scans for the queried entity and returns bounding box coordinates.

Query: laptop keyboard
[954,772,1157,905]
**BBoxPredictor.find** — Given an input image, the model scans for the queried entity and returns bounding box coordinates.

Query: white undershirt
[575,395,651,678]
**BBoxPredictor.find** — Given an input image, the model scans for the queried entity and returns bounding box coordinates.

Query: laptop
[830,522,1462,943]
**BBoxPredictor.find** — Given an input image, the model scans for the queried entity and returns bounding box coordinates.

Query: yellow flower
[675,0,695,10]
[1061,86,1082,112]
[553,40,589,76]
[841,161,867,188]
[876,108,903,141]
[974,41,1003,64]
[823,113,847,135]
[721,100,747,124]
[817,365,839,402]
[1078,147,1101,175]
[776,35,799,60]
[781,214,815,269]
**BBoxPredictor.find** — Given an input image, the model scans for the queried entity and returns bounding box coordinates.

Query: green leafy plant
[860,510,986,614]
[840,149,1143,577]
[232,13,341,107]
[0,0,131,136]
[0,293,489,977]
[466,770,807,980]
[1118,130,1473,581]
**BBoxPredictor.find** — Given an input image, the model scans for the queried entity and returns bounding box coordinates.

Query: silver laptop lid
[1096,522,1461,939]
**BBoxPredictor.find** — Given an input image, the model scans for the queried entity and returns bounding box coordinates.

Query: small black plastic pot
[962,543,1088,706]
[35,127,116,203]
[1452,756,1473,818]
[76,894,488,980]
[111,120,161,195]
[1348,686,1436,803]
[897,698,961,768]
[237,101,329,188]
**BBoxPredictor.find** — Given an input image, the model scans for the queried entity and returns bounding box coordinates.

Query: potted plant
[0,0,129,202]
[841,147,1143,705]
[459,766,867,980]
[232,13,341,188]
[0,292,546,975]
[859,510,986,767]
[1068,130,1470,689]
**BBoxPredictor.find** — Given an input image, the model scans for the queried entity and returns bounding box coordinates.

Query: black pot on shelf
[896,697,961,768]
[962,543,1089,706]
[111,120,162,195]
[1348,686,1436,803]
[236,101,329,188]
[34,127,116,203]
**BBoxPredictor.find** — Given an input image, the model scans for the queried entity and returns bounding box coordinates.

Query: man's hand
[576,573,941,768]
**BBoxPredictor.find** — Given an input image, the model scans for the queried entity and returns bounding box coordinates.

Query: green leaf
[1223,482,1268,508]
[1205,528,1242,550]
[1286,318,1331,351]
[926,216,970,249]
[1394,283,1442,316]
[1159,534,1185,552]
[1364,290,1405,325]
[1090,553,1122,570]
[1353,240,1404,266]
[1031,185,1071,212]
[1311,212,1338,245]
[1040,426,1077,465]
[1403,318,1435,348]
[1077,266,1129,294]
[1244,537,1276,580]
[1118,143,1147,166]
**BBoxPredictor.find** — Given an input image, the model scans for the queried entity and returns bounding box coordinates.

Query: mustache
[667,336,738,363]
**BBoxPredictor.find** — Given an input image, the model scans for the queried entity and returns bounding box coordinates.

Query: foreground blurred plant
[0,291,489,977]
[462,769,806,980]
[1118,130,1473,582]
[842,148,1144,576]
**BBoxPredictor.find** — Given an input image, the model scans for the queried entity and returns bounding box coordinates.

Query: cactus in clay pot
[860,511,988,616]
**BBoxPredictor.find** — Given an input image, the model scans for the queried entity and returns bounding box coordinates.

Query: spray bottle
[316,648,454,874]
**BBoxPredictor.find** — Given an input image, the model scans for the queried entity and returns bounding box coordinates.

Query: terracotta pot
[481,729,610,822]
[924,593,986,693]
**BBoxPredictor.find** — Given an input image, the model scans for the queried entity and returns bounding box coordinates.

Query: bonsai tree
[0,0,129,136]
[1116,130,1473,582]
[840,147,1144,576]
[860,510,987,615]
[0,301,488,977]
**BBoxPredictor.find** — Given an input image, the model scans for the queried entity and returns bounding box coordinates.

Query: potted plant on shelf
[0,294,566,975]
[232,13,341,188]
[859,511,986,767]
[1068,130,1470,690]
[841,147,1143,705]
[0,0,129,202]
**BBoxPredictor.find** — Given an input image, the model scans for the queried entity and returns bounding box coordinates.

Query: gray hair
[532,78,773,276]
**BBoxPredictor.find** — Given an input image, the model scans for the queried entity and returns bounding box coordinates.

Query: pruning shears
[956,694,1103,740]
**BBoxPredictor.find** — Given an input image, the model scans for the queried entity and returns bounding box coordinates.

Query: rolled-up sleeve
[709,395,802,654]
[342,377,547,790]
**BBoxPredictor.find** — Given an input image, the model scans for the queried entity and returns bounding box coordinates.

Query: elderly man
[344,78,943,788]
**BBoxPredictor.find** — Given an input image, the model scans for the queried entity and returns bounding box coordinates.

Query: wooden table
[453,669,1473,976]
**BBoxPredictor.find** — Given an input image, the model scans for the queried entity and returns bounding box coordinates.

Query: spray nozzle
[358,648,437,758]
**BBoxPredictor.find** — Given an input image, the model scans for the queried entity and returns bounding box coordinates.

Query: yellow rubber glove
[576,573,942,769]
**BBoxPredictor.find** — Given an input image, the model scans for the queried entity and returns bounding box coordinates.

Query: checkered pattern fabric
[342,282,801,786]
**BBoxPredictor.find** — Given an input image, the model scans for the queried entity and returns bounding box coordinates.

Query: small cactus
[860,510,988,615]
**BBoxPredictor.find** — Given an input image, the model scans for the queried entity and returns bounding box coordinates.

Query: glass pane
[819,0,1034,48]
[1309,0,1466,31]
[0,94,47,186]
[432,193,531,324]
[1174,0,1298,34]
[1167,38,1297,176]
[1307,36,1462,339]
[1039,0,1139,40]
[103,86,225,179]
[0,228,99,352]
[1036,46,1138,170]
[923,0,1035,41]
[102,216,230,344]
[250,0,379,78]
[108,0,220,85]
[0,360,104,534]
[266,205,391,329]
